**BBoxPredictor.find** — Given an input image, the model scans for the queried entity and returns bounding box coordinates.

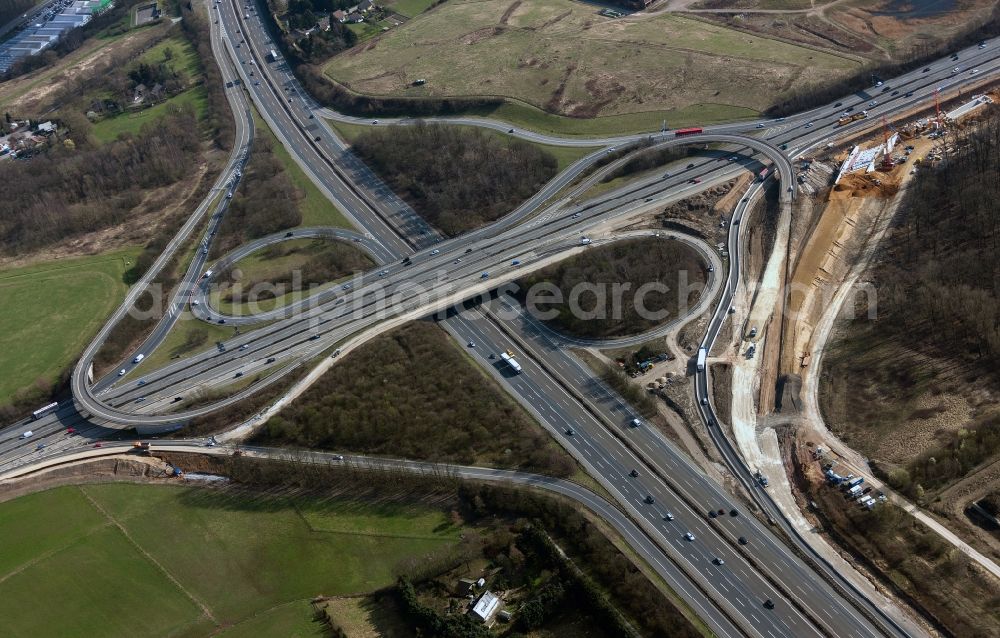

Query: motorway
[3,1,999,634]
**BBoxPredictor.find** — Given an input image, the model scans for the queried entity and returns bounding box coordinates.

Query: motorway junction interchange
[2,1,1000,636]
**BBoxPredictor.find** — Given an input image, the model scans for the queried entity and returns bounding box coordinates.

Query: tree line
[210,136,303,258]
[0,109,200,254]
[253,321,577,477]
[514,237,706,340]
[350,122,558,236]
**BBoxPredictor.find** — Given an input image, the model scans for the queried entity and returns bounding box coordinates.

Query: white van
[133,354,145,364]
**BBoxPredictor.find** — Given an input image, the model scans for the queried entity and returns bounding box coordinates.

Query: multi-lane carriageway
[4,2,999,634]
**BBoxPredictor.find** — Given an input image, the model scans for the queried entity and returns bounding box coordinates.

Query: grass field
[384,0,439,18]
[90,86,209,143]
[0,248,139,406]
[252,112,354,229]
[0,484,465,637]
[326,0,857,125]
[135,35,201,80]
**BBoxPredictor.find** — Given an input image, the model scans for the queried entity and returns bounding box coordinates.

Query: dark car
[644,495,655,504]
[717,508,726,516]
[764,599,775,610]
[834,102,842,107]
[730,509,739,517]
[314,136,321,141]
[266,357,276,363]
[708,510,717,518]
[738,536,748,545]
[630,469,639,477]
[687,163,695,169]
[285,231,294,237]
[923,67,931,72]
[234,372,243,378]
[309,334,320,340]
[465,247,473,253]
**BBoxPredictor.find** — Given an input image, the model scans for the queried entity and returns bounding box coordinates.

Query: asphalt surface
[3,5,998,635]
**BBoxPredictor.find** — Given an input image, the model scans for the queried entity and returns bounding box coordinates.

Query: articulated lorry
[500,350,522,374]
[696,347,707,372]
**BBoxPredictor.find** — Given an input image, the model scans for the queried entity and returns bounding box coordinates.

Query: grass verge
[0,247,140,407]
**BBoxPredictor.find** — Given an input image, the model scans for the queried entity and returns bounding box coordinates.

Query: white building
[470,590,501,624]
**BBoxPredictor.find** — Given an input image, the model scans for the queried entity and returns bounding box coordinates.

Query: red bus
[674,127,703,137]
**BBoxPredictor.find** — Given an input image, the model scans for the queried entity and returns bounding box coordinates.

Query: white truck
[500,350,522,374]
[696,347,707,372]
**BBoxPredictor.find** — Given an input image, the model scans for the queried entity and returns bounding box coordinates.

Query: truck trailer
[696,347,707,372]
[500,350,522,374]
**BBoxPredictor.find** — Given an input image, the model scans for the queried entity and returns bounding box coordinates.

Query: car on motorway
[467,341,475,348]
[430,249,440,255]
[708,510,717,518]
[465,247,473,253]
[314,136,321,141]
[266,357,276,363]
[572,212,581,218]
[953,67,961,73]
[36,442,45,451]
[118,369,126,376]
[980,41,987,48]
[664,512,675,521]
[511,259,521,266]
[20,430,33,439]
[971,68,980,75]
[580,237,591,245]
[756,123,764,128]
[565,427,574,436]
[630,417,642,427]
[686,163,695,169]
[342,283,352,290]
[868,100,878,107]
[66,427,76,434]
[379,269,389,276]
[764,599,775,609]
[93,442,103,448]
[372,120,378,124]
[684,532,695,541]
[333,454,344,460]
[481,271,490,279]
[218,319,226,324]
[644,495,655,504]
[137,380,146,386]
[804,121,813,128]
[923,67,931,72]
[240,344,249,350]
[309,334,320,340]
[701,397,708,405]
[905,91,914,97]
[730,509,739,517]
[707,265,714,272]
[689,178,700,184]
[234,372,244,378]
[630,469,639,477]
[738,536,749,545]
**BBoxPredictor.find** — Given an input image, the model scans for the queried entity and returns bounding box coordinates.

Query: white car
[118,369,127,376]
[664,512,675,521]
[971,68,980,75]
[20,430,33,439]
[430,249,440,255]
[684,532,695,541]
